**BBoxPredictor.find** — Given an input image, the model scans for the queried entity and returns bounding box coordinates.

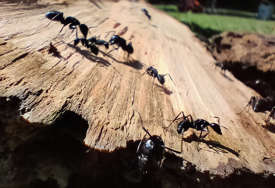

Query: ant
[144,66,173,85]
[137,126,180,174]
[74,37,99,55]
[108,35,134,57]
[245,96,274,113]
[45,11,89,39]
[74,36,109,55]
[87,36,109,49]
[141,8,151,20]
[165,111,222,141]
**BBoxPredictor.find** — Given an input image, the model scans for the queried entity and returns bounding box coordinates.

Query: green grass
[155,4,275,37]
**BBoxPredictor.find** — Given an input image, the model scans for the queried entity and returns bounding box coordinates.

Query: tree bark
[0,0,274,177]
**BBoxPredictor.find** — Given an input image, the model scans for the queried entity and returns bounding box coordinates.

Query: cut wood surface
[0,0,274,175]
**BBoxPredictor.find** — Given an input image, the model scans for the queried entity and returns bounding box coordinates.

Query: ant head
[46,11,65,24]
[46,11,63,19]
[146,66,153,71]
[109,35,119,44]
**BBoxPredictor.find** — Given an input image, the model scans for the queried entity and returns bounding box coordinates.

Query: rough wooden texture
[0,0,274,175]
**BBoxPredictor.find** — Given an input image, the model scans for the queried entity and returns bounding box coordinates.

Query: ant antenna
[162,145,181,154]
[163,73,175,84]
[237,103,250,115]
[105,30,116,38]
[213,116,228,130]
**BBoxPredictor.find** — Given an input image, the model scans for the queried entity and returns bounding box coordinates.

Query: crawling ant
[87,36,109,49]
[144,66,173,85]
[74,36,109,55]
[74,37,99,55]
[141,8,151,20]
[137,126,180,174]
[45,11,88,38]
[165,111,222,140]
[245,96,274,113]
[108,35,134,57]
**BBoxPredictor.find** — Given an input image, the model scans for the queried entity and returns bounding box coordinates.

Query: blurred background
[149,0,275,38]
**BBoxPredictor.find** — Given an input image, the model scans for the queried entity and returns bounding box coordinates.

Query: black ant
[74,36,109,55]
[245,96,274,113]
[144,66,173,85]
[165,111,222,140]
[87,36,109,49]
[137,126,180,174]
[108,35,134,57]
[141,8,151,20]
[74,37,99,55]
[45,11,88,38]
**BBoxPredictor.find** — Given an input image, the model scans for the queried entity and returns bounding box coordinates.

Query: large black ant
[73,36,109,55]
[165,111,222,140]
[74,37,99,55]
[45,11,89,38]
[108,35,134,57]
[144,66,173,85]
[136,126,180,174]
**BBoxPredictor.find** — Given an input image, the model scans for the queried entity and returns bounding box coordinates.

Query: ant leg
[106,47,119,55]
[43,13,61,29]
[185,114,194,123]
[202,127,209,138]
[104,30,116,39]
[163,145,181,154]
[213,116,220,124]
[237,103,250,114]
[180,133,184,153]
[59,25,66,34]
[152,77,155,91]
[142,127,152,137]
[136,133,147,153]
[75,27,78,39]
[165,111,183,129]
[163,73,175,84]
[199,130,203,139]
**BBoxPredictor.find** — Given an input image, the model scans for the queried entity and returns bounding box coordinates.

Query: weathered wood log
[0,0,274,182]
